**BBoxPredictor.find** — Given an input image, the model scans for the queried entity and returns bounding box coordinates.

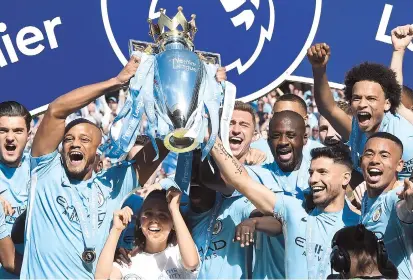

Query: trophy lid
[148,7,197,51]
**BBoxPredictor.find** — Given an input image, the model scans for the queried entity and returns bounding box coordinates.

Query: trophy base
[164,128,199,153]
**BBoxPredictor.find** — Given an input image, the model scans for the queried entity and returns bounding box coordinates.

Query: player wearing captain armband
[210,137,359,279]
[359,132,413,279]
[95,188,200,280]
[0,101,32,278]
[308,42,413,180]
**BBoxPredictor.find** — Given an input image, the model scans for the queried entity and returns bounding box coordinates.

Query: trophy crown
[148,7,197,50]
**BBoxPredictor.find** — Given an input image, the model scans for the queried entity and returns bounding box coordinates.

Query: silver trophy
[129,7,222,153]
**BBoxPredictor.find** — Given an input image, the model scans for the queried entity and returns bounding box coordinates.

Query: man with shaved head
[20,57,169,279]
[264,110,310,199]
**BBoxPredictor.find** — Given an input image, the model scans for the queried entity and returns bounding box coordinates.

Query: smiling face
[229,109,255,161]
[61,122,102,181]
[139,195,173,245]
[0,116,29,167]
[309,157,350,209]
[350,81,390,135]
[268,113,306,172]
[360,137,403,197]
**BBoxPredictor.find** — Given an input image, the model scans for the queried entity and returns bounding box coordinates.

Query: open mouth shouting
[276,147,293,162]
[4,143,17,155]
[357,111,372,128]
[366,167,383,184]
[229,136,244,150]
[68,150,84,166]
[312,185,327,194]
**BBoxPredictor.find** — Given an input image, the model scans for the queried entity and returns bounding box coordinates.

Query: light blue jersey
[0,154,30,279]
[188,194,256,279]
[250,138,274,165]
[361,187,413,279]
[349,112,413,179]
[246,166,286,280]
[303,139,324,161]
[21,150,137,279]
[263,159,310,200]
[118,194,143,250]
[273,194,359,279]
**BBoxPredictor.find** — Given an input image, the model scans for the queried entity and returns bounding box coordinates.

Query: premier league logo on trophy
[102,6,236,188]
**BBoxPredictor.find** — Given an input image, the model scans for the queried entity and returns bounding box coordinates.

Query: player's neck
[318,194,345,213]
[366,177,398,198]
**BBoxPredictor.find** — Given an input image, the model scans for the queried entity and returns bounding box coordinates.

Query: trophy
[103,7,236,192]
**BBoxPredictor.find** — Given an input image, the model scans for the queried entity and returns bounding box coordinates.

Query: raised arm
[167,189,199,271]
[210,137,276,215]
[31,56,140,157]
[95,207,133,280]
[391,25,413,123]
[307,43,352,140]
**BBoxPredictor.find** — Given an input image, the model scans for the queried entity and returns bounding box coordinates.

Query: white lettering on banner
[0,17,62,68]
[376,4,413,51]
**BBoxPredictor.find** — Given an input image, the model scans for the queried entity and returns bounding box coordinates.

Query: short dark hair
[311,145,353,170]
[233,101,256,123]
[64,118,101,135]
[0,101,32,131]
[366,132,403,154]
[133,190,177,254]
[344,62,401,114]
[275,93,308,113]
[333,224,398,279]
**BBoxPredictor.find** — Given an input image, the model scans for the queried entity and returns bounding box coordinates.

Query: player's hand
[215,67,227,83]
[391,25,413,52]
[397,179,413,211]
[233,219,256,247]
[244,148,267,165]
[0,196,14,216]
[307,43,331,68]
[115,55,141,85]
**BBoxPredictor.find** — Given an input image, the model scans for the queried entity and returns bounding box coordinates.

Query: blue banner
[0,0,411,113]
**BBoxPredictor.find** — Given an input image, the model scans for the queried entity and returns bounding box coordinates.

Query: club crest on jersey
[372,206,382,222]
[213,219,223,235]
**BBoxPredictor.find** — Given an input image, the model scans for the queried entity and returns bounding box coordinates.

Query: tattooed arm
[210,137,276,215]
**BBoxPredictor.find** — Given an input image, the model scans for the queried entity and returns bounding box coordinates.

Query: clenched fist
[391,25,413,52]
[307,43,331,68]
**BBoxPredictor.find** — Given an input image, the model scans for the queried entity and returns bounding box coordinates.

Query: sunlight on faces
[360,138,403,193]
[351,81,390,134]
[0,116,29,167]
[309,157,350,208]
[319,116,342,146]
[268,116,306,172]
[61,123,101,180]
[229,110,255,160]
[140,195,173,245]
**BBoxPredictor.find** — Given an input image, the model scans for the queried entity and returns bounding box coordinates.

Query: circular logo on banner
[101,0,322,101]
